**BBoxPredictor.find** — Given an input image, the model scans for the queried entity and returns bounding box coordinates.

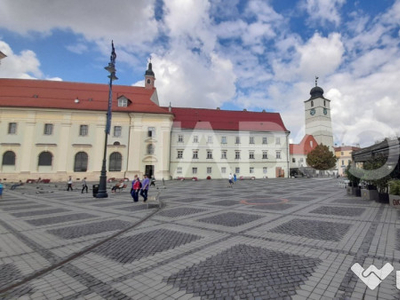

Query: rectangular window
[207,150,213,159]
[249,136,255,144]
[79,125,88,136]
[178,135,183,143]
[342,160,344,166]
[221,136,227,144]
[177,167,182,174]
[235,151,240,159]
[192,167,197,174]
[235,167,240,174]
[249,151,255,159]
[193,135,198,143]
[114,126,122,137]
[221,167,226,174]
[276,151,281,159]
[263,167,268,174]
[262,137,268,144]
[221,150,227,159]
[262,151,268,159]
[276,137,281,145]
[118,97,128,107]
[341,151,344,155]
[8,122,17,134]
[193,150,198,159]
[300,158,304,162]
[207,167,212,174]
[235,136,240,144]
[177,150,183,159]
[148,127,155,138]
[250,167,254,174]
[292,158,296,163]
[44,123,53,135]
[207,136,213,144]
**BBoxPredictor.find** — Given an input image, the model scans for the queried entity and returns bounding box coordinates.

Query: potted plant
[360,181,378,201]
[362,154,392,203]
[389,180,400,208]
[344,165,362,197]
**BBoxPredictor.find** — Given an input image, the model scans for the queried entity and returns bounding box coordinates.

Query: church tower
[304,78,334,150]
[145,61,155,89]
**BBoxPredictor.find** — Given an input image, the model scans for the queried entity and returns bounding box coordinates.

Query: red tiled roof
[0,78,170,115]
[290,134,318,155]
[167,107,288,132]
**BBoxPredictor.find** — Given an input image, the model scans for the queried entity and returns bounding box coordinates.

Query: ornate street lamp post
[96,41,117,198]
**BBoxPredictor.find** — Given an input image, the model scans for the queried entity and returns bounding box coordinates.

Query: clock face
[323,108,327,115]
[310,108,316,116]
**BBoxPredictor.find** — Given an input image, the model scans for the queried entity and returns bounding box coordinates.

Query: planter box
[377,193,389,204]
[346,186,352,196]
[352,187,361,197]
[361,189,379,201]
[389,194,400,208]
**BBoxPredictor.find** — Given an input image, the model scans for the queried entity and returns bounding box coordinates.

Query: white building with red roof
[0,62,291,182]
[169,107,290,179]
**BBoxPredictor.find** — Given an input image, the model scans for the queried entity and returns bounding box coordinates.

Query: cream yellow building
[334,145,360,176]
[0,64,173,182]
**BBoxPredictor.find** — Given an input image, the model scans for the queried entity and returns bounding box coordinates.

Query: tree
[306,144,338,170]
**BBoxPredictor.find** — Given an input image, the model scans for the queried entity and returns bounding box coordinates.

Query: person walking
[233,173,237,184]
[140,174,150,202]
[131,175,141,202]
[228,173,233,188]
[67,176,73,191]
[81,177,88,193]
[150,175,156,187]
[0,179,3,199]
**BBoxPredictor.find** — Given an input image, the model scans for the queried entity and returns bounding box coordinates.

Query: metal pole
[96,41,117,198]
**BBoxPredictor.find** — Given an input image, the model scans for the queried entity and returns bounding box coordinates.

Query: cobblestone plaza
[1,178,400,299]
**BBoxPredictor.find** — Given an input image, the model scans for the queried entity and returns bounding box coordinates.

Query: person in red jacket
[131,175,141,202]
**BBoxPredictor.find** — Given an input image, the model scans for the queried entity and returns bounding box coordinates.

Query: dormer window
[117,96,129,107]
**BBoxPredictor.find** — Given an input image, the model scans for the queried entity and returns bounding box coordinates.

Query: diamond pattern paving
[25,213,98,226]
[11,208,70,218]
[158,207,208,218]
[269,219,351,241]
[166,244,321,299]
[2,204,50,211]
[0,263,23,289]
[47,220,133,239]
[92,229,202,263]
[309,206,366,217]
[207,200,239,206]
[198,212,263,227]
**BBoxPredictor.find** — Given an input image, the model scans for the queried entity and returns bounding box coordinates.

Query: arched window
[147,144,154,155]
[74,152,88,172]
[38,152,52,166]
[2,151,16,166]
[109,152,122,171]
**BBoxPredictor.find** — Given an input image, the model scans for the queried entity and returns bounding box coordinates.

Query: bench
[147,191,161,209]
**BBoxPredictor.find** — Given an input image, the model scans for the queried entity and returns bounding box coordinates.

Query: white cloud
[0,0,159,47]
[302,0,346,26]
[0,40,42,79]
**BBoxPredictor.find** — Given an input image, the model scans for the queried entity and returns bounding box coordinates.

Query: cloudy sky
[1,0,400,147]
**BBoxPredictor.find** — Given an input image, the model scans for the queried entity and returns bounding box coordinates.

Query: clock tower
[304,78,334,150]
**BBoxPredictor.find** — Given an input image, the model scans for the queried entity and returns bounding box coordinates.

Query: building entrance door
[145,165,154,177]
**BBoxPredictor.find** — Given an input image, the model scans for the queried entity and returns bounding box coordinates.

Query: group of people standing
[130,174,150,202]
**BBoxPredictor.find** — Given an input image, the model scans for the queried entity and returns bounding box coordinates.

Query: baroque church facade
[0,63,294,182]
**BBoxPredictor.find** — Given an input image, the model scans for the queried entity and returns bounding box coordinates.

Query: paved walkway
[0,178,399,299]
